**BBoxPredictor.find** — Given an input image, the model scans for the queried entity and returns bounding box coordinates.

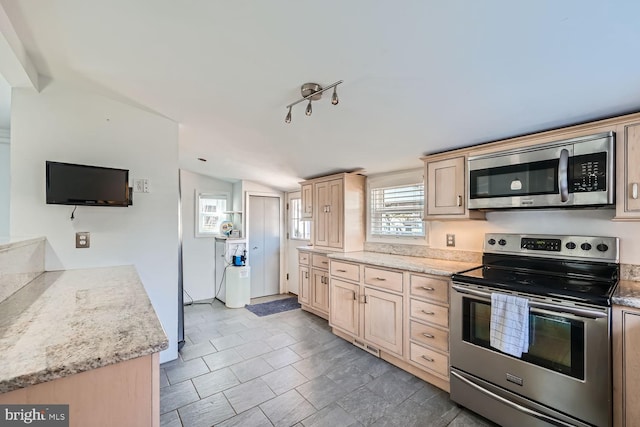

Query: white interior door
[286,191,311,295]
[248,195,280,298]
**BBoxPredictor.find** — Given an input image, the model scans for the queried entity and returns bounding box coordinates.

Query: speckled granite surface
[328,251,478,276]
[363,242,482,264]
[613,280,640,309]
[0,265,168,394]
[0,238,45,304]
[296,246,339,255]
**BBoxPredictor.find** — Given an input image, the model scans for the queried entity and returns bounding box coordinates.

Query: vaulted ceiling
[2,1,640,189]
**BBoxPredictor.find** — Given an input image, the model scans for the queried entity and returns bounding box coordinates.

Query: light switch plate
[134,179,149,193]
[446,234,455,247]
[76,232,90,248]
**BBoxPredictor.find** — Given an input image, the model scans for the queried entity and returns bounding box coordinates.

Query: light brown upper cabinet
[301,183,313,219]
[615,121,640,219]
[299,173,365,252]
[423,154,485,220]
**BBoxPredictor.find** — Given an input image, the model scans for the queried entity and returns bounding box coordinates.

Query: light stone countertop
[0,265,169,394]
[0,236,45,252]
[327,251,479,276]
[613,280,640,309]
[296,246,337,255]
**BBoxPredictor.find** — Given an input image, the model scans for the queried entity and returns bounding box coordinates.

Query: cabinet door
[301,183,313,218]
[326,178,344,248]
[426,156,465,215]
[624,123,640,213]
[298,266,310,305]
[330,279,359,336]
[613,306,640,426]
[314,181,329,247]
[311,269,329,313]
[363,287,403,356]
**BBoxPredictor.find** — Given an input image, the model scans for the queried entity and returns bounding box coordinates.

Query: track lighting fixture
[285,80,343,123]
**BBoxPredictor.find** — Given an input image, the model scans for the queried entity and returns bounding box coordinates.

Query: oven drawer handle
[450,370,576,427]
[451,284,608,319]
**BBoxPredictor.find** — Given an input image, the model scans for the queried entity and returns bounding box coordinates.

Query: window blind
[370,183,424,237]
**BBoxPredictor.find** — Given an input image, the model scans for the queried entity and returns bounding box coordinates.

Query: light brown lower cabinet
[613,305,640,426]
[363,287,403,356]
[0,353,160,427]
[311,269,329,315]
[298,265,310,305]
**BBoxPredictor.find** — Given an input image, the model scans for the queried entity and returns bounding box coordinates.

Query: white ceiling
[2,1,640,189]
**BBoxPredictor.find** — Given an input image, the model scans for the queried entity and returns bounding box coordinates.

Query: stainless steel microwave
[467,132,615,209]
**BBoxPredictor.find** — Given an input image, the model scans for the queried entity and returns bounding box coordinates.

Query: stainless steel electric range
[450,233,619,427]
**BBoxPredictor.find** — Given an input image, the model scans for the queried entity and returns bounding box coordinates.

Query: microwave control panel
[570,152,607,192]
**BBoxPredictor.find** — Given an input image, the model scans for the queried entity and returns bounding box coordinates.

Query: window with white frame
[368,170,425,240]
[196,192,229,237]
[290,197,311,240]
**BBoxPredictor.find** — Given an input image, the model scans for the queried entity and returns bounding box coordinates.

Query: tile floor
[160,297,497,427]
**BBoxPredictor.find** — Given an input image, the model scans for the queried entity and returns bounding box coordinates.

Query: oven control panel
[484,233,619,262]
[520,238,561,251]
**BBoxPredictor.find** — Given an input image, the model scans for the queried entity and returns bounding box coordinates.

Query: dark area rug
[245,296,301,317]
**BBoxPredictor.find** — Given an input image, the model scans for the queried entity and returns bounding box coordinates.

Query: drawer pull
[337,269,347,273]
[375,277,387,281]
[422,333,435,339]
[420,286,435,291]
[352,291,357,301]
[322,261,328,264]
[421,310,435,315]
[633,183,639,200]
[421,355,435,362]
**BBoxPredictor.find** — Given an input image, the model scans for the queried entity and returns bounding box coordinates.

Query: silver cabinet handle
[420,286,435,291]
[374,277,386,281]
[421,355,434,362]
[352,291,357,301]
[421,310,435,315]
[337,269,347,273]
[422,333,435,339]
[304,272,308,279]
[457,195,462,207]
[362,295,368,304]
[558,148,570,203]
[633,183,639,200]
[322,261,328,264]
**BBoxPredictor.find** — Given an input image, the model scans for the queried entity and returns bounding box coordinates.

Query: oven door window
[462,298,585,380]
[469,158,559,199]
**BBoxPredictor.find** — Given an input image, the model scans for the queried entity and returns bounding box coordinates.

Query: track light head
[305,100,312,116]
[285,106,292,123]
[331,87,339,105]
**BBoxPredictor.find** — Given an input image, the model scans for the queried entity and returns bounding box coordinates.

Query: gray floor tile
[166,357,210,384]
[371,394,460,427]
[160,410,182,427]
[448,409,499,427]
[159,368,170,388]
[211,333,247,351]
[215,407,273,427]
[203,348,243,371]
[224,378,276,413]
[337,386,394,425]
[365,370,424,406]
[264,332,298,349]
[260,389,316,427]
[296,375,349,410]
[262,365,309,395]
[160,380,200,414]
[301,403,360,427]
[408,382,442,404]
[235,340,274,359]
[326,362,373,392]
[192,367,240,398]
[230,357,274,382]
[179,341,217,361]
[350,352,393,378]
[216,321,249,336]
[238,327,274,342]
[178,392,235,427]
[263,347,302,370]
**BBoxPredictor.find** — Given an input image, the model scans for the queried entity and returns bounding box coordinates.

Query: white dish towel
[490,293,530,358]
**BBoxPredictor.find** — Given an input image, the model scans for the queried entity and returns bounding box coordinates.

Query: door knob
[253,246,258,250]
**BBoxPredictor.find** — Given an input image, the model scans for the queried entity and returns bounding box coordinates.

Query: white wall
[180,169,233,301]
[10,82,180,363]
[0,128,9,237]
[428,208,640,264]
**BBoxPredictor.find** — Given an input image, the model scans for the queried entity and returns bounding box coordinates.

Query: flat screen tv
[46,161,130,206]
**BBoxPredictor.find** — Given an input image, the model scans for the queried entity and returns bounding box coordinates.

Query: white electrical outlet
[134,179,150,193]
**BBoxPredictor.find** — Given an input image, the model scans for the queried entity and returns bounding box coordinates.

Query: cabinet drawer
[410,342,449,377]
[312,254,330,269]
[410,320,448,352]
[410,274,449,304]
[410,299,449,328]
[298,252,310,266]
[330,260,360,282]
[364,267,403,293]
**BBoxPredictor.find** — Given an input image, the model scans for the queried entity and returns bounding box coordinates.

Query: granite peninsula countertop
[613,280,640,309]
[327,251,478,277]
[0,265,168,394]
